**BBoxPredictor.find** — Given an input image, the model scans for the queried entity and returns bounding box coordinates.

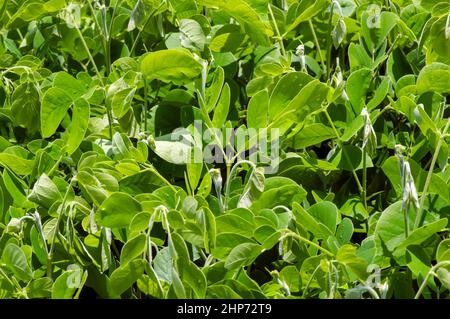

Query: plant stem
[144,165,177,192]
[414,119,450,229]
[324,107,364,194]
[342,150,364,194]
[268,3,286,57]
[325,2,335,81]
[302,264,322,297]
[47,153,65,178]
[106,106,114,139]
[223,160,256,211]
[283,231,334,257]
[86,0,103,33]
[75,28,104,85]
[308,20,326,76]
[362,147,367,210]
[47,179,76,278]
[129,2,165,57]
[403,207,410,238]
[323,108,341,140]
[143,78,149,132]
[104,38,111,76]
[414,261,450,299]
[0,266,22,293]
[226,162,231,185]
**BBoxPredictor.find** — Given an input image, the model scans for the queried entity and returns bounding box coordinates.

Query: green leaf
[247,89,269,128]
[374,201,411,254]
[53,71,87,100]
[26,278,52,298]
[405,245,432,286]
[382,156,449,203]
[180,19,206,51]
[254,225,282,250]
[152,140,192,165]
[225,243,262,270]
[169,232,191,262]
[111,87,136,119]
[11,82,40,133]
[414,104,438,136]
[436,239,450,263]
[238,167,265,209]
[7,0,65,29]
[346,68,371,114]
[293,124,335,149]
[169,268,186,298]
[285,0,328,35]
[279,265,301,293]
[137,269,164,298]
[0,0,7,22]
[212,233,253,260]
[203,207,216,253]
[336,244,368,281]
[216,213,255,238]
[52,272,77,299]
[292,202,333,240]
[52,266,87,299]
[336,218,354,245]
[367,77,389,110]
[269,72,314,121]
[27,173,62,209]
[416,62,450,95]
[330,145,373,171]
[41,87,73,138]
[96,193,142,228]
[340,115,364,142]
[1,243,32,282]
[361,10,399,52]
[394,218,448,256]
[308,201,339,234]
[205,67,225,113]
[187,162,202,193]
[30,226,48,265]
[127,0,147,31]
[210,24,246,53]
[348,43,373,70]
[140,49,203,83]
[332,18,346,48]
[270,79,329,133]
[207,284,242,298]
[212,83,230,127]
[199,0,272,45]
[120,234,147,265]
[110,259,145,295]
[178,261,207,298]
[0,153,34,176]
[436,268,450,290]
[65,98,90,155]
[168,0,197,19]
[251,178,307,212]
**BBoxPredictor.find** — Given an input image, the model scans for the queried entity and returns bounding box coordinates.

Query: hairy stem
[283,231,334,257]
[224,160,256,211]
[75,28,103,84]
[47,179,76,278]
[308,20,326,76]
[362,147,368,210]
[414,261,450,299]
[414,119,450,229]
[268,3,286,57]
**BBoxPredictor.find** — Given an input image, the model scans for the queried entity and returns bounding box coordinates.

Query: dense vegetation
[0,0,450,299]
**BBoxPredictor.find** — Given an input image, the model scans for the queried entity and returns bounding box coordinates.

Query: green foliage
[0,0,450,300]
